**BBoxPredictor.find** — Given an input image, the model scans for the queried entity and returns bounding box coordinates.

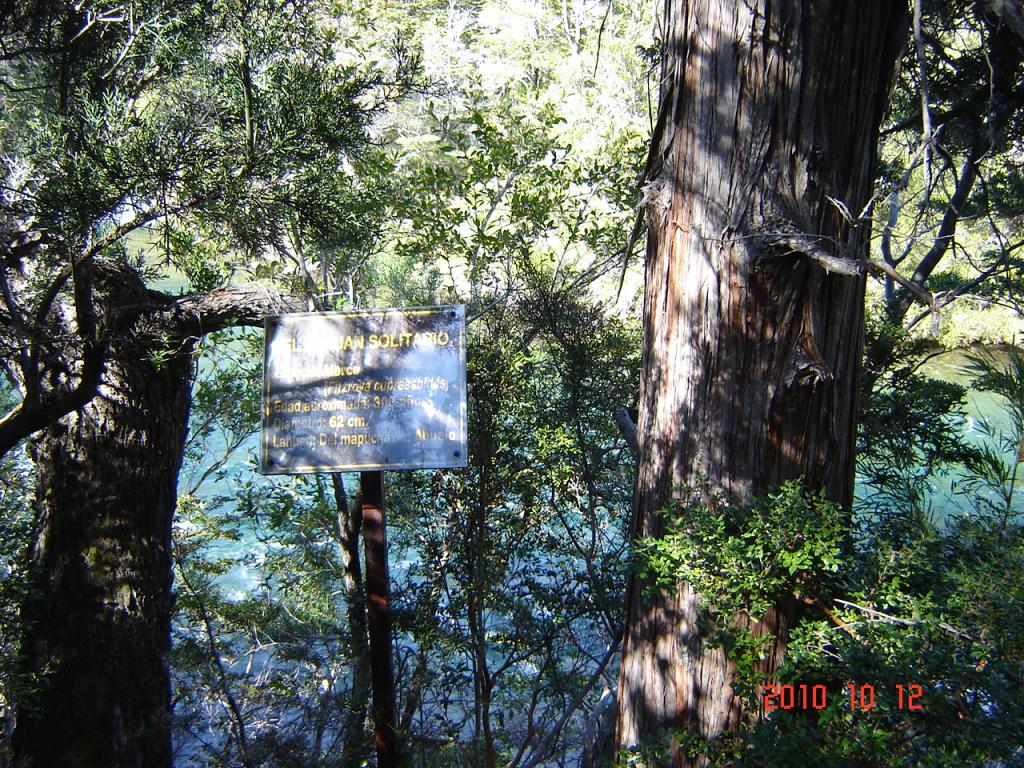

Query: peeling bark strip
[13,276,302,768]
[615,1,908,764]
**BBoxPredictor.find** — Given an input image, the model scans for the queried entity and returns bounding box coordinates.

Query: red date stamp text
[763,683,924,712]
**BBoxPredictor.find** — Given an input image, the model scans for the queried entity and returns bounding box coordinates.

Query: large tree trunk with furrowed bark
[11,270,301,768]
[13,276,194,768]
[615,1,908,765]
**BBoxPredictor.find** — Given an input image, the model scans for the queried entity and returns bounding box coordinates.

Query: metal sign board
[261,305,467,473]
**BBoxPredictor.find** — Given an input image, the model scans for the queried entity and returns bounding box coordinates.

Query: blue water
[185,345,1024,597]
[893,347,1021,520]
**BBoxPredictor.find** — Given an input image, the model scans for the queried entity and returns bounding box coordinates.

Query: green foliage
[739,513,1024,768]
[959,347,1024,529]
[167,277,643,765]
[632,481,845,719]
[712,347,1024,767]
[164,228,234,292]
[0,0,408,342]
[857,317,979,528]
[378,96,646,311]
[173,476,366,767]
[157,1,655,762]
[382,287,639,762]
[637,482,844,620]
[182,329,264,494]
[0,440,33,760]
[615,345,1024,766]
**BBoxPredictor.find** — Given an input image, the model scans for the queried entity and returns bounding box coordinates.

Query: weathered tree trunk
[12,274,301,768]
[615,1,908,764]
[14,293,193,767]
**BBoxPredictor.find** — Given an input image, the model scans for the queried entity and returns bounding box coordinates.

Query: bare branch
[833,599,976,642]
[614,404,639,461]
[514,641,620,768]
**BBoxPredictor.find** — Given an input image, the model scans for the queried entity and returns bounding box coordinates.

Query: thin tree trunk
[615,1,907,765]
[332,473,373,765]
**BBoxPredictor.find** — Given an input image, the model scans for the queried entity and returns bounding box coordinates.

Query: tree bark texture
[14,285,193,767]
[12,274,302,768]
[615,1,907,763]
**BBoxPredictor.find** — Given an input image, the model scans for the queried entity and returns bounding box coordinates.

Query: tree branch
[0,340,105,457]
[614,404,639,461]
[166,284,305,337]
[0,283,303,457]
[515,641,620,768]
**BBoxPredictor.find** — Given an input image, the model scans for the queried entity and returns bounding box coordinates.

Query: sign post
[261,306,467,767]
[360,469,396,766]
